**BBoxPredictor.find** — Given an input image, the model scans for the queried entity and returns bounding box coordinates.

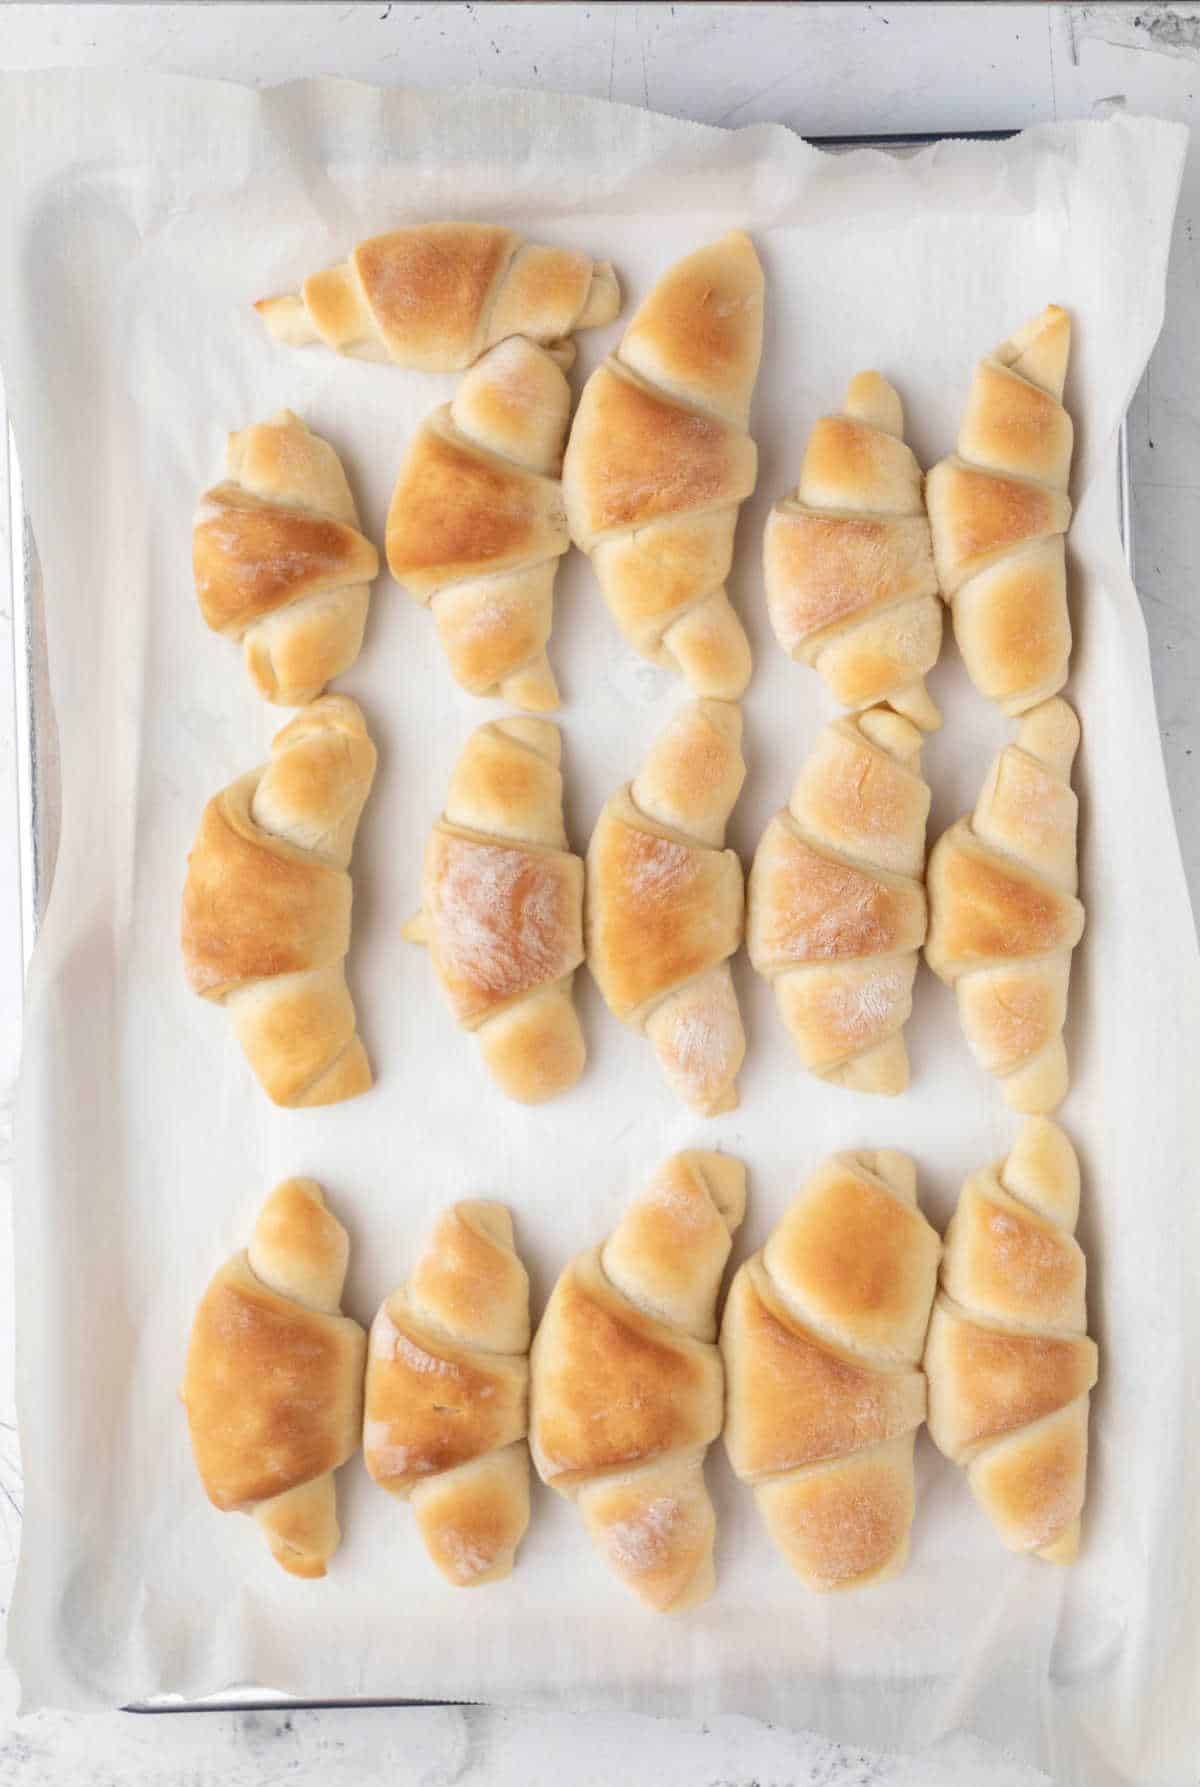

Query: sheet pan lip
[1,123,1133,1718]
[123,1693,476,1713]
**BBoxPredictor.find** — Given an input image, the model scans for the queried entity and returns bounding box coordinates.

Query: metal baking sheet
[1,132,1136,1716]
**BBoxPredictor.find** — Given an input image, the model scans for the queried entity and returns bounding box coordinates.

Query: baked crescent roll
[722,1151,940,1592]
[926,697,1084,1113]
[531,1151,746,1611]
[926,307,1074,712]
[748,708,929,1095]
[193,409,379,706]
[256,221,620,371]
[924,1119,1097,1562]
[182,695,377,1107]
[586,698,746,1114]
[386,337,570,711]
[181,1178,366,1578]
[405,718,585,1104]
[563,232,763,696]
[764,372,942,730]
[364,1202,531,1587]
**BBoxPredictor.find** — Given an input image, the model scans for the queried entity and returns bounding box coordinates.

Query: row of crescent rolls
[403,683,1084,1116]
[182,1128,1097,1595]
[761,305,1085,1110]
[764,307,1075,727]
[178,680,1083,1115]
[196,223,623,709]
[206,237,1073,734]
[196,228,763,716]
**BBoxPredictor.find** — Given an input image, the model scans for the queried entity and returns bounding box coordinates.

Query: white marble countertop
[1,5,1197,1783]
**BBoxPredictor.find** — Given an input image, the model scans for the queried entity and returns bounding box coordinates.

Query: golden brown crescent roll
[386,338,571,711]
[926,306,1074,712]
[764,372,942,731]
[182,695,377,1108]
[364,1202,531,1587]
[181,1178,366,1578]
[925,697,1084,1113]
[256,221,620,371]
[747,708,929,1096]
[193,409,379,706]
[405,717,585,1104]
[531,1151,746,1611]
[925,1119,1097,1563]
[586,699,746,1115]
[563,232,763,697]
[722,1151,940,1592]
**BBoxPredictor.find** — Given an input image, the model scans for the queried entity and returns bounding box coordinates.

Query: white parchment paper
[0,72,1195,1785]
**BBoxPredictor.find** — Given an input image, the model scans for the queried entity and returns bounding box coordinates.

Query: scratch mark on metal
[716,69,795,127]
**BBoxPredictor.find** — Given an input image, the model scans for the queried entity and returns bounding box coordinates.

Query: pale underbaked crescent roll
[405,718,585,1104]
[764,372,942,730]
[563,232,763,696]
[364,1201,531,1587]
[181,695,377,1108]
[722,1151,940,1592]
[924,1118,1097,1562]
[748,707,930,1096]
[181,1178,366,1578]
[256,221,620,371]
[386,337,571,711]
[926,306,1074,712]
[531,1151,746,1611]
[925,697,1084,1113]
[586,699,746,1115]
[193,410,379,706]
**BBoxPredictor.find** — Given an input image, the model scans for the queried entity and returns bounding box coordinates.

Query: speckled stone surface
[0,6,1197,1782]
